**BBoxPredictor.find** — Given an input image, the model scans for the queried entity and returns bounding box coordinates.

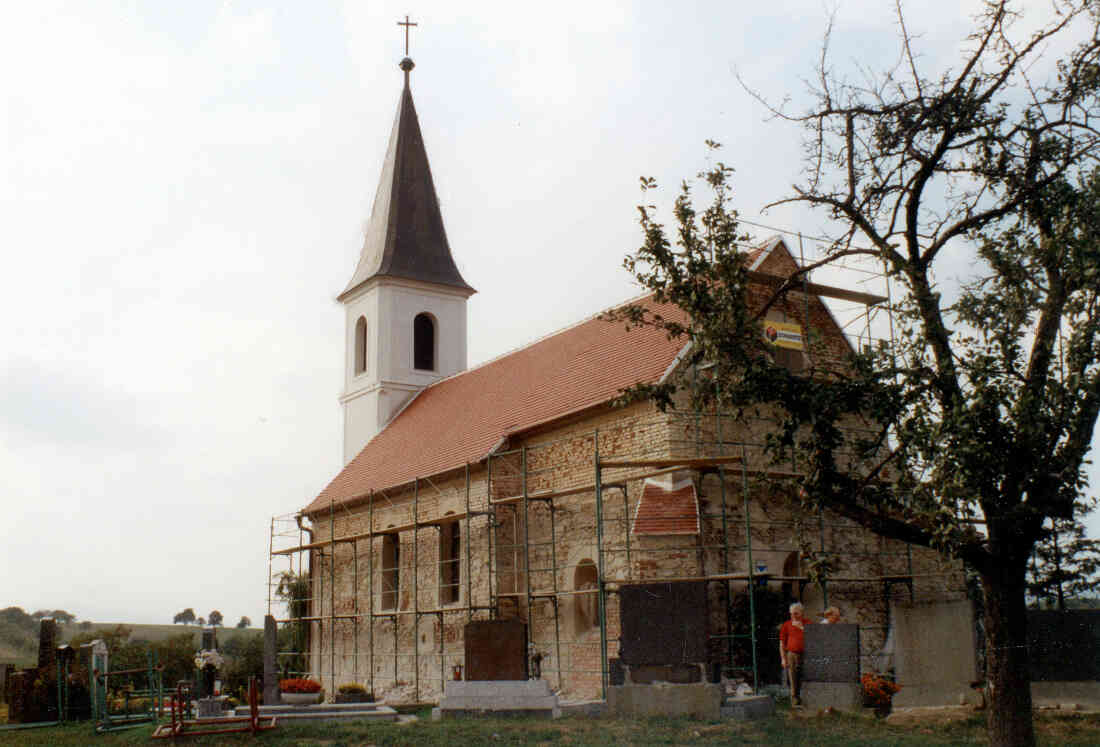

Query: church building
[272,51,969,706]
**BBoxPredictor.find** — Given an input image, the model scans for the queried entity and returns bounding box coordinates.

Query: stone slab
[893,600,977,708]
[439,708,559,719]
[1028,610,1100,681]
[444,680,552,698]
[558,700,607,718]
[720,695,775,720]
[439,679,560,719]
[465,620,527,681]
[802,682,863,711]
[607,682,722,720]
[236,703,398,723]
[803,624,860,682]
[619,582,707,666]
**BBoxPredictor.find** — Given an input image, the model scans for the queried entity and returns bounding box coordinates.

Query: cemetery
[0,607,1097,743]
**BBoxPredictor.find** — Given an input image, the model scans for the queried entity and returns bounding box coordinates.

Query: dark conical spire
[339,58,474,301]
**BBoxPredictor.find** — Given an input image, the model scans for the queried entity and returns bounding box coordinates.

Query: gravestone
[263,615,279,704]
[803,624,860,681]
[1028,610,1100,682]
[464,620,527,681]
[37,618,59,670]
[619,582,706,666]
[801,623,862,710]
[893,599,977,707]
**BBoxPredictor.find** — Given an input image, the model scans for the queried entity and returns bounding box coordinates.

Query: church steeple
[338,45,474,465]
[338,55,474,302]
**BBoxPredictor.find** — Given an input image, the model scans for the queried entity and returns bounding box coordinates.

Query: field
[1,708,1099,746]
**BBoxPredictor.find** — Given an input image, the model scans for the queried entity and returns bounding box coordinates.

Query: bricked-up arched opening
[781,550,802,602]
[439,520,460,604]
[573,560,598,632]
[381,534,399,610]
[354,316,367,374]
[413,313,435,370]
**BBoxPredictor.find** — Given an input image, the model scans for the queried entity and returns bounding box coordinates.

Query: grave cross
[398,15,418,56]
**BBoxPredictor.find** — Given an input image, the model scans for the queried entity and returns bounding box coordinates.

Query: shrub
[279,677,321,694]
[338,683,367,695]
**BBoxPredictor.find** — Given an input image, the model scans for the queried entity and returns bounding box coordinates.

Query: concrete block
[439,679,560,718]
[559,700,607,718]
[802,682,863,711]
[608,682,722,720]
[720,695,775,720]
[893,600,977,708]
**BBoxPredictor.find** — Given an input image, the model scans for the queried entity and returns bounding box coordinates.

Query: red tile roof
[306,296,690,513]
[307,239,792,515]
[632,478,700,535]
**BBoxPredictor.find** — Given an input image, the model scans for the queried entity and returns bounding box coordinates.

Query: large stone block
[893,600,977,707]
[802,682,863,711]
[607,682,722,720]
[439,679,560,718]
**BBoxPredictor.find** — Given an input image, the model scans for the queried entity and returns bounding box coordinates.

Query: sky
[2,0,1097,626]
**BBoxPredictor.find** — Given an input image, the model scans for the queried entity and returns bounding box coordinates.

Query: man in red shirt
[779,602,806,706]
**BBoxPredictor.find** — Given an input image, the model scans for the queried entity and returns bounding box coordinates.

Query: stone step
[234,703,398,721]
[443,680,553,698]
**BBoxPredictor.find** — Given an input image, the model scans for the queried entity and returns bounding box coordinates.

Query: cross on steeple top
[397,15,418,57]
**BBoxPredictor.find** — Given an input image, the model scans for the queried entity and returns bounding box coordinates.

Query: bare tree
[616,3,1100,744]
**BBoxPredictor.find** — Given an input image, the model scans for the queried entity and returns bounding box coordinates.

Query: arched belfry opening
[354,316,367,375]
[414,313,436,371]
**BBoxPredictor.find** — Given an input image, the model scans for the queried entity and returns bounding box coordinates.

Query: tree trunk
[982,562,1035,747]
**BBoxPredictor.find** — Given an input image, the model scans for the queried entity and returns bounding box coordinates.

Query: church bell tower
[338,50,475,464]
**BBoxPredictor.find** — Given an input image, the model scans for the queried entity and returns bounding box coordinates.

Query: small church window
[573,560,599,632]
[354,316,368,375]
[382,534,400,610]
[414,313,435,371]
[439,520,460,604]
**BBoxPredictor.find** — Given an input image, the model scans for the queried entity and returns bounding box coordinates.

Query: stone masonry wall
[302,395,966,703]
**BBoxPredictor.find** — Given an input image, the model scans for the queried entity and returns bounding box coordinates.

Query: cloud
[0,359,169,451]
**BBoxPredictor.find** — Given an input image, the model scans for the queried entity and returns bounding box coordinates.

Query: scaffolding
[266,241,964,702]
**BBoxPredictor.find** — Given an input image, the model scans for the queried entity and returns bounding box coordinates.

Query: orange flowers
[279,677,322,693]
[861,672,901,708]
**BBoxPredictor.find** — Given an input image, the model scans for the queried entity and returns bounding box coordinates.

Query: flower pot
[281,692,321,706]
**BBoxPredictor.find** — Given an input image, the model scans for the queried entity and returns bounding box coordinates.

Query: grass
[2,707,1098,746]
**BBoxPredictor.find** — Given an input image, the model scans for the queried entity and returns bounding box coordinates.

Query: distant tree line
[172,608,254,629]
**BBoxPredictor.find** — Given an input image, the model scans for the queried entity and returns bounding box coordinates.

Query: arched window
[573,560,599,632]
[413,313,435,371]
[354,316,367,375]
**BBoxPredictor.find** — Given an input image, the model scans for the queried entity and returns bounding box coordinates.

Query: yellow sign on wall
[763,321,803,351]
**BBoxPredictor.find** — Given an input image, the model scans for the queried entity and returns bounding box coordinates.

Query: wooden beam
[747,270,888,306]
